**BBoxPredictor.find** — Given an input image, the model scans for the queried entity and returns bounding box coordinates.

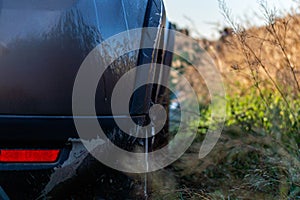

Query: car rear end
[0,0,173,198]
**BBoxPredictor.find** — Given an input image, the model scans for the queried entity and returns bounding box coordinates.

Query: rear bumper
[0,114,147,170]
[0,140,134,199]
[0,115,148,198]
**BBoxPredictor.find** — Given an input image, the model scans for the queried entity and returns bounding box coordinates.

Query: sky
[164,0,299,39]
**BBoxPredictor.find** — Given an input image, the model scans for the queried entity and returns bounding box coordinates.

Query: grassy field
[147,2,300,199]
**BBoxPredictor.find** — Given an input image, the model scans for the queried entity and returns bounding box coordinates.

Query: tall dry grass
[149,1,300,199]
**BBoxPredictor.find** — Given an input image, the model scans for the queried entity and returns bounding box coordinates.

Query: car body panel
[0,0,148,115]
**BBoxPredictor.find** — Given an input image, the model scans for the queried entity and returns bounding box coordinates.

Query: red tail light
[0,149,60,163]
